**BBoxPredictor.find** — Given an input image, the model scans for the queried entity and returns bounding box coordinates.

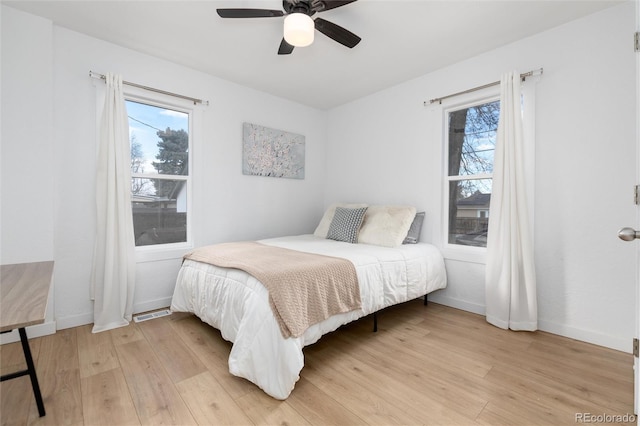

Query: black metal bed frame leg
[424,294,428,306]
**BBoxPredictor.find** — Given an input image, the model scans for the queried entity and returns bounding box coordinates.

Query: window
[445,98,499,249]
[126,99,190,247]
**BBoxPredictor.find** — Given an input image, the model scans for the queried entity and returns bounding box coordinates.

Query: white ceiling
[3,0,623,109]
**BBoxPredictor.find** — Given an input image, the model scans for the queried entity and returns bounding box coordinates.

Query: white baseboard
[53,297,173,332]
[428,295,631,354]
[537,319,630,353]
[56,311,94,331]
[428,294,486,316]
[1,321,57,344]
[133,296,172,314]
[1,296,174,345]
[6,296,629,354]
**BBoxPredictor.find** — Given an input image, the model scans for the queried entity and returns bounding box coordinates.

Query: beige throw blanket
[184,242,361,338]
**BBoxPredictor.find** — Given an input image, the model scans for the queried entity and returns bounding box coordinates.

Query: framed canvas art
[242,122,305,179]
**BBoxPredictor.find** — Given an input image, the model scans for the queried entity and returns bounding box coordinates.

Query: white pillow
[358,205,417,247]
[314,203,368,237]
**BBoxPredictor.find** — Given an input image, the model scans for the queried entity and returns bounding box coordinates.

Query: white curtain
[485,71,537,331]
[90,73,136,333]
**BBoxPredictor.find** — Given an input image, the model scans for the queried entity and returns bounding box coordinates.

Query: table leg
[18,327,46,417]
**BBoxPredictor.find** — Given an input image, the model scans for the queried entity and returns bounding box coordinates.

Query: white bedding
[170,234,447,399]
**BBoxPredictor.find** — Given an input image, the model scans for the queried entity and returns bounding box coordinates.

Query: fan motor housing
[283,0,316,16]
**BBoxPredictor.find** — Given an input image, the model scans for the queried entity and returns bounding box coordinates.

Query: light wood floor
[0,301,634,425]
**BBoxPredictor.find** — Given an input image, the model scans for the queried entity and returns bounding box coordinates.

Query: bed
[169,205,447,400]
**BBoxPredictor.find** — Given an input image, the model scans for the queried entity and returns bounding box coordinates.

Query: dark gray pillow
[403,211,425,244]
[327,207,368,244]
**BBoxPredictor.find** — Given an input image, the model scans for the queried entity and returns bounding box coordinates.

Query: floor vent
[133,309,172,323]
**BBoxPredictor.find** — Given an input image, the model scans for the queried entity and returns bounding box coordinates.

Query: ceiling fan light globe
[283,13,314,47]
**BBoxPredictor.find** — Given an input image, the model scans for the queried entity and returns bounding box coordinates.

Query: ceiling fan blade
[216,8,284,18]
[314,17,361,48]
[316,0,357,12]
[278,38,295,55]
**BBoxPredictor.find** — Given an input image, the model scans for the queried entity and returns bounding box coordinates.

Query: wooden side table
[1,261,54,417]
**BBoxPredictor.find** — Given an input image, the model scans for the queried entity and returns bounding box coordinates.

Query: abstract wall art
[242,122,305,179]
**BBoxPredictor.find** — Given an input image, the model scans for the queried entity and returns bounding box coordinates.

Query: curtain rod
[89,71,208,106]
[426,68,543,106]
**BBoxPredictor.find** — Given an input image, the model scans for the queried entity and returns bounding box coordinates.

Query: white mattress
[170,234,447,399]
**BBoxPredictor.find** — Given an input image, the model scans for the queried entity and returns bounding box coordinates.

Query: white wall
[1,5,328,331]
[326,2,637,351]
[2,3,636,352]
[1,8,54,264]
[0,7,57,342]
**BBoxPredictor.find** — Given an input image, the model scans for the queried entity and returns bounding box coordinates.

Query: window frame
[439,82,536,264]
[123,90,195,262]
[442,93,500,262]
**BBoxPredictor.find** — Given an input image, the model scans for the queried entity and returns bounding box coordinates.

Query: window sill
[135,243,193,263]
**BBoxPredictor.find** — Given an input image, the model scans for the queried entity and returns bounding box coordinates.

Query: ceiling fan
[216,0,361,55]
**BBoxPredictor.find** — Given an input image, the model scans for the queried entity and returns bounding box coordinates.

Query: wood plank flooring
[0,301,634,425]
